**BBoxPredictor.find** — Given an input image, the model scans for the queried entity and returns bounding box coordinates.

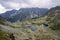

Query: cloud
[0,4,13,13]
[0,0,31,9]
[0,0,60,13]
[0,4,6,13]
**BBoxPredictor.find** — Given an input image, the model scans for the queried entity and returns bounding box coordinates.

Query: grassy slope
[46,10,60,30]
[4,16,59,40]
[0,13,60,40]
[0,30,10,40]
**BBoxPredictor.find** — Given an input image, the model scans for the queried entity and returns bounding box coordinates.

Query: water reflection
[28,24,36,31]
[21,24,36,31]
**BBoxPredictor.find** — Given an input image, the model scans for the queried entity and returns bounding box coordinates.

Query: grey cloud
[0,0,29,3]
[0,0,25,9]
[0,0,60,9]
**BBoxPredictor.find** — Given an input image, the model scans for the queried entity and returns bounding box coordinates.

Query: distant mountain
[8,8,48,22]
[0,10,17,20]
[0,8,48,22]
[46,6,60,30]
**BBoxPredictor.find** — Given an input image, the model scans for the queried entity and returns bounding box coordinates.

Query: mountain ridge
[0,8,48,22]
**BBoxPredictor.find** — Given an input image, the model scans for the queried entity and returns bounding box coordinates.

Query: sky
[0,0,60,13]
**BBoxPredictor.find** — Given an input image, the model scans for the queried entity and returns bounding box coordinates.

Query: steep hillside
[46,6,60,30]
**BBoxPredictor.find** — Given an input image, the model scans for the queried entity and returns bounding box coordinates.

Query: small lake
[20,24,36,31]
[40,24,48,28]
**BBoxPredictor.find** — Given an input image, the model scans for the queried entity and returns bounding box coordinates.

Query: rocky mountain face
[0,10,17,20]
[0,8,48,22]
[46,6,60,30]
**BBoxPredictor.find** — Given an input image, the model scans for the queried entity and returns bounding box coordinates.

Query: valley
[0,6,60,40]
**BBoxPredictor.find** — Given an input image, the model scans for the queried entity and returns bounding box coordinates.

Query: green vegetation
[0,21,5,25]
[0,30,10,40]
[0,17,5,25]
[47,9,60,30]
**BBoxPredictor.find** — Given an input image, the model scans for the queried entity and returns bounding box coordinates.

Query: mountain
[46,6,60,30]
[0,10,17,20]
[0,8,48,22]
[6,8,48,22]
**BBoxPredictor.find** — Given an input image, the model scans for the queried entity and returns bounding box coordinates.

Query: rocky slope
[46,6,60,30]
